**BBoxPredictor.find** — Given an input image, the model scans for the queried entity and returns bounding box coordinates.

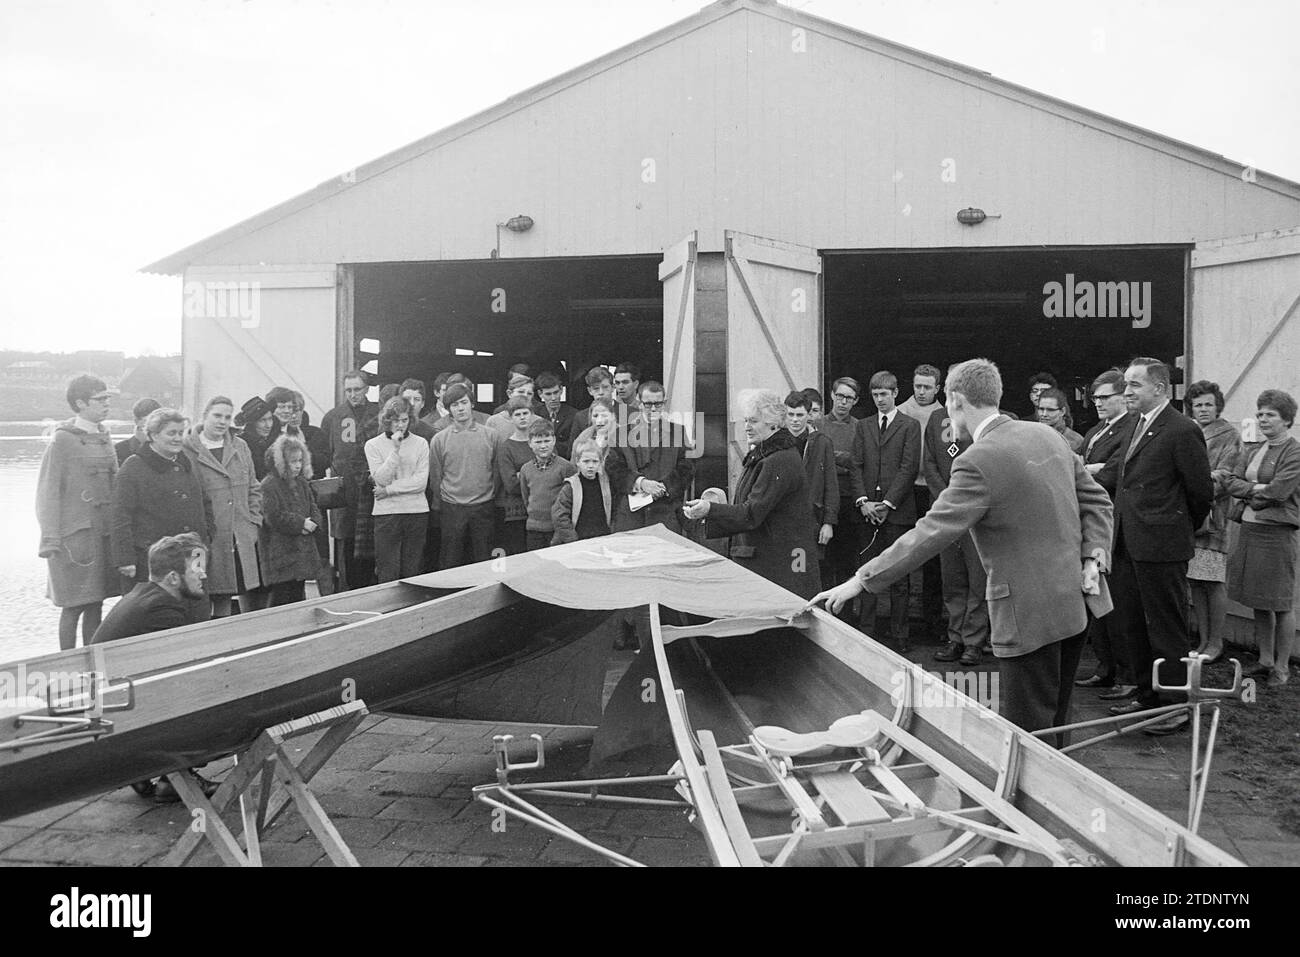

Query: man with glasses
[37,375,121,650]
[821,377,871,617]
[321,370,379,590]
[607,381,693,535]
[1075,369,1137,696]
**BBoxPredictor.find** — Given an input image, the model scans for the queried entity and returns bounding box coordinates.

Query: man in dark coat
[685,390,820,599]
[115,397,161,466]
[533,371,579,459]
[319,371,379,589]
[857,371,923,649]
[1103,358,1213,734]
[606,381,694,535]
[93,532,218,802]
[783,390,838,563]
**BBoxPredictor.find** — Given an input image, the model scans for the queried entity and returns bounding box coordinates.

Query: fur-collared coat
[182,429,263,594]
[259,441,323,585]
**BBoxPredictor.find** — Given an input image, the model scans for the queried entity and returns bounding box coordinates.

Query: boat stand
[1030,654,1246,834]
[163,700,369,867]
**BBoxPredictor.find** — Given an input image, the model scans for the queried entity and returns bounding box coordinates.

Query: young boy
[518,419,576,550]
[551,439,613,545]
[496,396,539,555]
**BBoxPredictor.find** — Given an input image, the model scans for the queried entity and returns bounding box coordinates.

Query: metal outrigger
[1031,653,1247,834]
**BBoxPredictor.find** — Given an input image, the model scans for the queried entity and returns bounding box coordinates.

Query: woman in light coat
[183,396,264,617]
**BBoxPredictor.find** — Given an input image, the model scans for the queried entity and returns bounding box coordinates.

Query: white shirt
[73,416,103,434]
[876,408,898,432]
[971,412,1001,445]
[1135,400,1169,438]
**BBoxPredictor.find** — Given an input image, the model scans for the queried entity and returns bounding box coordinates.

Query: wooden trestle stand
[163,700,368,867]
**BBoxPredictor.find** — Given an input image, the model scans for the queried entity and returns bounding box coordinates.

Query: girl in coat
[182,396,265,618]
[259,434,323,605]
[684,389,821,599]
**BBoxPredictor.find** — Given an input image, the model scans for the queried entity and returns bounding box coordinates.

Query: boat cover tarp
[403,525,806,620]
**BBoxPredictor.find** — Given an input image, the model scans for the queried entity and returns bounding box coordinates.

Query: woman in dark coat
[111,409,212,583]
[259,433,322,606]
[684,389,821,599]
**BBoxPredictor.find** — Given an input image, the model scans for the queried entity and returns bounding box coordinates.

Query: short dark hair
[443,382,472,406]
[66,375,107,412]
[784,390,812,411]
[536,372,561,393]
[1037,387,1070,414]
[1128,357,1171,391]
[131,397,162,421]
[638,380,665,399]
[148,532,205,581]
[913,364,942,384]
[377,383,400,406]
[1091,369,1125,393]
[615,363,640,381]
[586,367,613,387]
[831,377,861,399]
[869,371,898,392]
[432,373,451,393]
[1185,380,1226,415]
[802,388,824,407]
[527,418,555,438]
[1028,371,1058,390]
[265,386,296,408]
[399,378,426,400]
[1258,389,1298,427]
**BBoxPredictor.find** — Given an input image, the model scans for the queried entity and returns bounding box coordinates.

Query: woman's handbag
[310,476,346,510]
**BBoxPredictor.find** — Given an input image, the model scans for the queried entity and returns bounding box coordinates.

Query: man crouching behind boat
[808,359,1114,746]
[93,533,220,802]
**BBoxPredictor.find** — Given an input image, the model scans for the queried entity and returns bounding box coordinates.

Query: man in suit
[809,358,1114,743]
[1075,369,1138,695]
[857,371,922,650]
[1105,358,1213,734]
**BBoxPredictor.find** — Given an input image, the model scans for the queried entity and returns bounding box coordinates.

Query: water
[0,422,133,664]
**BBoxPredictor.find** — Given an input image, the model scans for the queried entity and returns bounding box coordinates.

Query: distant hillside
[0,350,181,420]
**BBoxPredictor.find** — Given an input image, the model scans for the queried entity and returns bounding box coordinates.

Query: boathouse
[146,0,1300,510]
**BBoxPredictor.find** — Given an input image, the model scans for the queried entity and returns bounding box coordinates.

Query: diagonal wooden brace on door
[162,700,368,867]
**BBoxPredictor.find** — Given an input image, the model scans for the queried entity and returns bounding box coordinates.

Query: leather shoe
[191,772,221,799]
[1242,662,1270,678]
[151,779,182,804]
[1108,699,1145,716]
[933,641,963,662]
[959,647,982,667]
[1075,673,1114,688]
[1142,713,1190,736]
[1097,684,1138,700]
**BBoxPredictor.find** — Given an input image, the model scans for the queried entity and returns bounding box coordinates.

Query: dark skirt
[1227,522,1298,611]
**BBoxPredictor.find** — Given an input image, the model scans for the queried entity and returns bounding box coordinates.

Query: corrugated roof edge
[141,0,1300,275]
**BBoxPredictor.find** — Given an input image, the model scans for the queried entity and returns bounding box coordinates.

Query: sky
[1,0,1297,356]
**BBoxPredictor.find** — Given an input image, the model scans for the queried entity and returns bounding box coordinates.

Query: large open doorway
[824,247,1187,429]
[352,256,662,410]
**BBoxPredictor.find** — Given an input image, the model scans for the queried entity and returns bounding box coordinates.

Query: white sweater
[364,433,430,515]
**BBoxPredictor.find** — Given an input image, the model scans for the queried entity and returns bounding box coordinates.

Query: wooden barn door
[660,231,698,439]
[1189,225,1300,631]
[724,230,823,488]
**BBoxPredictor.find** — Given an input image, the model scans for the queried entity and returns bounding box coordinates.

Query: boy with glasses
[821,377,871,618]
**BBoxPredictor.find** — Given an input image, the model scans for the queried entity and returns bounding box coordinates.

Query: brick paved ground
[2,637,1294,867]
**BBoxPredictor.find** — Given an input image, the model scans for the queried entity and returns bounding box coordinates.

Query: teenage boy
[897,364,946,641]
[821,377,869,618]
[519,419,577,550]
[495,396,538,555]
[572,366,615,435]
[534,371,578,459]
[429,382,501,567]
[784,391,838,569]
[399,378,436,442]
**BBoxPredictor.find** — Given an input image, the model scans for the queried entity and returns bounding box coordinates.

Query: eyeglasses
[1091,393,1119,401]
[832,393,857,402]
[641,400,666,409]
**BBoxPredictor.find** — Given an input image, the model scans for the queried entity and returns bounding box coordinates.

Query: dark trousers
[269,580,306,606]
[860,521,911,642]
[336,537,377,591]
[496,515,527,556]
[1086,610,1134,684]
[421,510,441,573]
[999,629,1087,747]
[939,532,989,649]
[374,512,429,582]
[439,502,496,568]
[1112,533,1191,706]
[825,498,864,618]
[914,486,945,632]
[526,530,553,551]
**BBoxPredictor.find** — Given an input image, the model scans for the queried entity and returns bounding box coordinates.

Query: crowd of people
[34,353,1300,736]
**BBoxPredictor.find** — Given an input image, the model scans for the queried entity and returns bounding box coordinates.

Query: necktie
[1125,414,1146,461]
[880,415,887,435]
